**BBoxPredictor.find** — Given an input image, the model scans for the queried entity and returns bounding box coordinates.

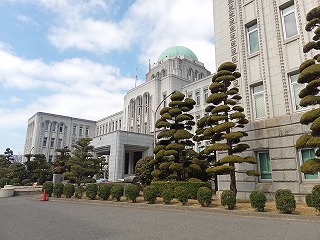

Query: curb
[33,195,320,223]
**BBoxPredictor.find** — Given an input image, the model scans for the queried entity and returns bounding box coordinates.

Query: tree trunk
[229,164,237,195]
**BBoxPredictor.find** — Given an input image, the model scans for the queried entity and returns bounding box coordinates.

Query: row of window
[72,125,90,136]
[44,121,65,133]
[247,4,298,55]
[42,137,63,149]
[252,72,304,120]
[187,88,209,106]
[257,149,319,181]
[96,119,122,136]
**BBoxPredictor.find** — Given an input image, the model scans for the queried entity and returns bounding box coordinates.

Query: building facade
[24,0,320,199]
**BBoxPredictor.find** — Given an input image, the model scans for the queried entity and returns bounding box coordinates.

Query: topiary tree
[111,184,124,201]
[201,62,259,195]
[52,147,70,174]
[63,183,75,198]
[295,6,320,175]
[174,186,189,205]
[42,181,54,197]
[275,189,296,214]
[85,183,98,200]
[153,91,206,181]
[125,184,140,203]
[197,187,212,207]
[134,156,155,185]
[311,184,320,211]
[98,183,112,200]
[249,190,267,212]
[53,182,64,198]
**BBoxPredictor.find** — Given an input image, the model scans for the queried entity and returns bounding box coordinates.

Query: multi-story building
[24,1,319,199]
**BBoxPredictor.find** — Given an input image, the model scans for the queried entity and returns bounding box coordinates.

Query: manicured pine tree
[52,146,70,174]
[203,62,259,194]
[153,91,207,181]
[295,6,320,174]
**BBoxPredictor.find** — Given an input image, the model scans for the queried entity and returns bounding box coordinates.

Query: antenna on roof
[135,68,138,87]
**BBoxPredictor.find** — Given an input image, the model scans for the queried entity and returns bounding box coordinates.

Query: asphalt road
[0,196,319,240]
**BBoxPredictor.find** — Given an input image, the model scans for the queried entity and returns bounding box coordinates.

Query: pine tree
[295,6,320,174]
[203,62,259,194]
[52,146,70,174]
[153,91,207,181]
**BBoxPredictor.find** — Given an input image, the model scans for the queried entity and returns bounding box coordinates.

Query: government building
[24,0,319,199]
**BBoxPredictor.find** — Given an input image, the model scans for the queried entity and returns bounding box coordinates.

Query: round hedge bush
[311,184,320,211]
[125,184,140,203]
[98,184,112,200]
[75,187,84,199]
[221,190,236,210]
[111,184,124,201]
[53,182,64,198]
[86,183,98,200]
[22,179,32,186]
[174,186,188,205]
[0,178,11,188]
[197,187,212,207]
[275,189,296,214]
[143,186,157,204]
[42,181,54,197]
[10,178,20,186]
[249,190,267,212]
[161,188,174,204]
[305,193,313,207]
[63,183,75,198]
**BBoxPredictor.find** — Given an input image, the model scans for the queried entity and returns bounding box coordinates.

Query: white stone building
[24,0,320,199]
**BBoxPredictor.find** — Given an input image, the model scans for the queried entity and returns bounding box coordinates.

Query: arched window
[161,69,166,77]
[151,74,155,79]
[194,71,198,81]
[136,96,142,115]
[156,72,160,79]
[188,68,193,81]
[44,121,50,131]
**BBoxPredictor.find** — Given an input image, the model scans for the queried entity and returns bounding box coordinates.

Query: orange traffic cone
[41,189,48,201]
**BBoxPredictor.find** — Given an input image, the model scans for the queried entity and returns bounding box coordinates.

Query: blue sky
[0,0,215,155]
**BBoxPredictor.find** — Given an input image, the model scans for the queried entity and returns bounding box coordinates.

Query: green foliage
[197,187,212,207]
[53,182,64,198]
[0,177,11,188]
[143,186,157,204]
[125,184,140,203]
[134,156,154,185]
[249,190,267,212]
[221,190,236,210]
[161,188,174,204]
[206,165,235,174]
[300,158,320,173]
[9,178,20,186]
[174,186,188,205]
[42,181,54,197]
[52,147,70,174]
[75,186,84,199]
[171,91,185,101]
[98,183,112,200]
[305,193,313,207]
[220,155,243,164]
[111,184,124,201]
[21,179,32,186]
[275,189,296,214]
[246,170,260,177]
[63,183,75,198]
[217,62,237,72]
[85,183,98,200]
[295,134,312,148]
[311,185,320,211]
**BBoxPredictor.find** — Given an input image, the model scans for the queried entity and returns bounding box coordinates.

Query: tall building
[214,0,319,199]
[24,1,319,199]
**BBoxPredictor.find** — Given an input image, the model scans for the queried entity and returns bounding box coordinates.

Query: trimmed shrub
[161,188,174,204]
[63,183,75,198]
[10,178,20,186]
[125,184,140,203]
[311,184,320,211]
[197,187,212,207]
[249,190,267,212]
[84,178,96,184]
[42,181,54,197]
[275,189,296,214]
[174,186,188,205]
[306,193,313,207]
[53,182,64,198]
[111,184,124,201]
[75,187,84,199]
[98,183,112,200]
[22,179,32,186]
[86,183,98,200]
[0,178,11,188]
[221,190,236,210]
[143,186,157,204]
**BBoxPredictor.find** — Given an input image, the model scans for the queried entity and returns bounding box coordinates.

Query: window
[301,149,319,180]
[281,4,298,39]
[195,91,200,105]
[257,151,272,180]
[195,71,198,81]
[119,120,122,130]
[163,93,167,107]
[72,125,77,135]
[85,126,89,136]
[187,92,193,99]
[188,69,193,81]
[112,122,115,131]
[48,155,53,163]
[252,84,266,119]
[44,121,50,131]
[50,138,55,148]
[59,124,64,133]
[144,122,148,134]
[52,122,56,132]
[115,121,118,130]
[43,137,48,147]
[79,126,83,136]
[96,127,99,136]
[58,139,62,149]
[290,73,305,111]
[203,88,208,103]
[247,22,259,54]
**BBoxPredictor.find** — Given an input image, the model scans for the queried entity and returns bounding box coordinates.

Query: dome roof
[157,46,198,62]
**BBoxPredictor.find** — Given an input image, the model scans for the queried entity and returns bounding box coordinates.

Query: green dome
[158,46,198,62]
